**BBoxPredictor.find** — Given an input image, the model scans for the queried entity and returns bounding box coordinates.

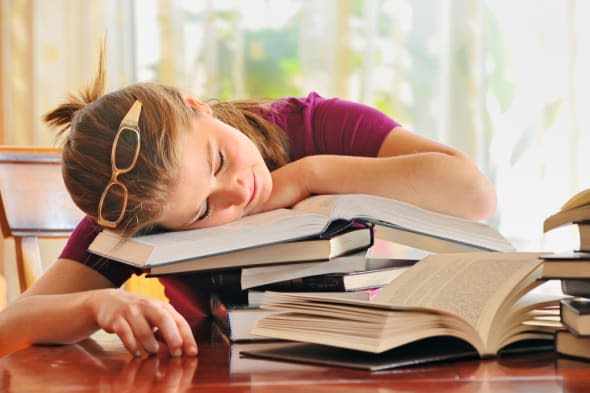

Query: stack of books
[542,188,590,361]
[87,193,516,343]
[208,253,420,341]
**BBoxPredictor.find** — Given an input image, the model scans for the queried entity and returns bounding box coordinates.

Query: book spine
[561,279,590,297]
[259,275,346,292]
[209,293,231,336]
[210,270,248,303]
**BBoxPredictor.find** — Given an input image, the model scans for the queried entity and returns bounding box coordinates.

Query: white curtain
[0,0,135,300]
[2,0,589,253]
[132,0,590,250]
[0,0,135,146]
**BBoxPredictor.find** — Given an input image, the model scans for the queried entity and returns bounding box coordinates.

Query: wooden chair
[0,146,82,293]
[0,146,166,301]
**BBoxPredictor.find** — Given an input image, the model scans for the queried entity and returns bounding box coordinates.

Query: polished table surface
[2,318,590,393]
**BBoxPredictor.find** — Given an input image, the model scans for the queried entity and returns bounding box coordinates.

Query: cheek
[231,132,263,161]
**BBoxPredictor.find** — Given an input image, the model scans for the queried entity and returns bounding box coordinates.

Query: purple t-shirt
[59,92,399,320]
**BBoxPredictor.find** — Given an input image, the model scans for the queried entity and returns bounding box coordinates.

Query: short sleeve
[59,216,142,287]
[269,92,400,159]
[310,93,400,157]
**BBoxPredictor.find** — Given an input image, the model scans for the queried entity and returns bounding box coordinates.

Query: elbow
[462,172,497,221]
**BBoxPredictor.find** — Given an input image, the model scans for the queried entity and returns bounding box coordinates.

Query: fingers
[110,318,143,357]
[126,307,160,355]
[173,307,199,356]
[145,303,198,357]
[95,291,197,358]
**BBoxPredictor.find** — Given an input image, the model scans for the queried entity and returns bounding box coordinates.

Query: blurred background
[1,0,589,287]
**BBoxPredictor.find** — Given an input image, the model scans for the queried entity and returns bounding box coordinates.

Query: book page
[334,194,514,251]
[292,195,339,217]
[561,188,590,211]
[373,252,544,342]
[138,209,328,264]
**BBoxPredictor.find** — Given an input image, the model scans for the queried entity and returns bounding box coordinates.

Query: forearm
[301,153,496,220]
[0,291,100,354]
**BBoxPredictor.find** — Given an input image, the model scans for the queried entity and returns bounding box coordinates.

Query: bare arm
[0,259,197,357]
[262,127,496,220]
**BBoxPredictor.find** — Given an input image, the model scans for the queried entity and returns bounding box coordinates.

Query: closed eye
[197,151,225,223]
[215,150,226,175]
[198,204,211,222]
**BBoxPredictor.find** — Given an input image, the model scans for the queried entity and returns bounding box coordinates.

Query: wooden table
[2,318,590,393]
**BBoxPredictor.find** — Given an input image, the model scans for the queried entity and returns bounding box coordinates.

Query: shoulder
[275,92,401,157]
[59,216,142,287]
[59,216,99,263]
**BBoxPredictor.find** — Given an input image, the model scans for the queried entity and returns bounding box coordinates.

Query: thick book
[555,329,590,361]
[150,227,372,275]
[209,322,320,374]
[209,293,278,342]
[579,223,590,251]
[255,263,414,292]
[149,226,371,275]
[540,252,590,279]
[544,188,590,233]
[373,225,484,253]
[213,255,417,291]
[247,288,383,305]
[88,194,514,272]
[561,279,590,297]
[560,299,590,336]
[251,252,565,357]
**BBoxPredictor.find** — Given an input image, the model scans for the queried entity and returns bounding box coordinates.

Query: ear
[180,91,213,116]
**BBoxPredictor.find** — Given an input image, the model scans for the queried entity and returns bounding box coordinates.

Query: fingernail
[135,350,143,357]
[171,348,182,357]
[149,343,160,354]
[187,346,198,356]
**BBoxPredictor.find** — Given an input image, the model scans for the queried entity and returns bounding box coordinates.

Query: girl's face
[159,112,272,230]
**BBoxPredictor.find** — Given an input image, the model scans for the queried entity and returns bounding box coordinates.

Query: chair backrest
[0,146,84,292]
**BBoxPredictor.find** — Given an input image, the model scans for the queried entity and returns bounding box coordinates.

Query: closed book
[256,264,413,292]
[149,227,372,275]
[561,279,590,297]
[247,288,383,305]
[252,252,566,357]
[540,252,590,279]
[555,329,590,361]
[214,254,417,291]
[560,299,590,336]
[210,293,278,342]
[88,194,514,272]
[373,225,483,253]
[578,223,590,252]
[209,322,318,374]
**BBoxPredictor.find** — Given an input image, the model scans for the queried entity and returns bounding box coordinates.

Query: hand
[87,289,198,358]
[253,158,311,213]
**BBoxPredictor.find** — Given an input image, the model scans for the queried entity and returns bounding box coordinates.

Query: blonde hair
[44,51,290,236]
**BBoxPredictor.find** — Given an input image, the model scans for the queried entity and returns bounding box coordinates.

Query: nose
[214,175,250,210]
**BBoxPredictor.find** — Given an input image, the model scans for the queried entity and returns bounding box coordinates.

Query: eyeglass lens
[100,182,127,222]
[114,128,140,170]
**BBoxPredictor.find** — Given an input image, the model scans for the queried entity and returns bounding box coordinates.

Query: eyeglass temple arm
[121,100,143,126]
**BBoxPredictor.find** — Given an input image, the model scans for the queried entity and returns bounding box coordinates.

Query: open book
[251,252,564,357]
[88,194,514,272]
